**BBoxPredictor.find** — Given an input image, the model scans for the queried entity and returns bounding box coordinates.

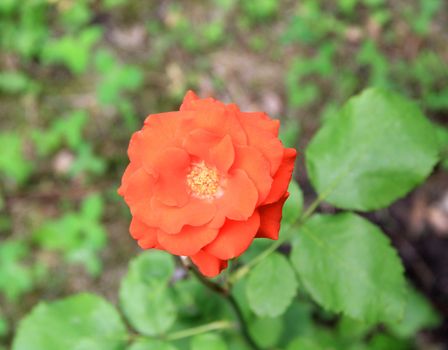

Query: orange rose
[118,91,296,277]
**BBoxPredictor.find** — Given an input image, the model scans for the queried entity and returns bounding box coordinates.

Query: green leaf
[94,50,143,106]
[281,301,314,344]
[386,286,440,338]
[248,316,283,348]
[238,239,272,264]
[0,133,33,185]
[119,251,176,336]
[0,71,35,94]
[283,180,303,224]
[226,335,251,350]
[54,110,88,150]
[70,143,107,177]
[34,202,106,277]
[191,333,227,350]
[368,334,411,350]
[279,119,300,148]
[41,27,102,74]
[103,0,127,9]
[434,123,448,169]
[246,253,298,317]
[127,339,177,350]
[306,88,439,211]
[60,0,92,29]
[291,213,407,323]
[241,0,278,21]
[82,193,104,221]
[0,240,34,301]
[172,277,226,322]
[287,325,360,350]
[337,316,373,342]
[12,293,127,350]
[0,314,8,338]
[287,337,321,350]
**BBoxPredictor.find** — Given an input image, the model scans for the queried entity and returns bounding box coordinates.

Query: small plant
[12,88,443,349]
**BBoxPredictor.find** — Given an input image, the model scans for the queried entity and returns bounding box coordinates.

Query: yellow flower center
[186,161,220,199]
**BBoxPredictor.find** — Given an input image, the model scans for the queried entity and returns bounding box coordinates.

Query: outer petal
[263,148,297,204]
[204,211,260,260]
[180,92,227,113]
[256,194,288,240]
[232,146,272,204]
[127,131,144,165]
[181,107,247,145]
[238,112,283,174]
[157,226,219,256]
[153,147,190,206]
[180,90,200,111]
[122,168,156,207]
[144,197,216,234]
[130,218,158,248]
[118,162,140,196]
[190,250,228,278]
[240,112,280,137]
[139,111,193,170]
[215,169,258,221]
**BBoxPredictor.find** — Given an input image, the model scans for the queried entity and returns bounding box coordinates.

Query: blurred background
[0,0,447,348]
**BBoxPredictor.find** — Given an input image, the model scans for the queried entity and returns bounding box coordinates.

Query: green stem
[229,195,323,284]
[181,258,261,350]
[226,293,260,350]
[164,320,236,341]
[300,195,323,222]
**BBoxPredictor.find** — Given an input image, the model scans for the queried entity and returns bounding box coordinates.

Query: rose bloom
[118,91,296,277]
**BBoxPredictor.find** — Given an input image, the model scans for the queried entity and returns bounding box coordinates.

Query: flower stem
[300,195,323,222]
[181,259,261,350]
[164,320,236,341]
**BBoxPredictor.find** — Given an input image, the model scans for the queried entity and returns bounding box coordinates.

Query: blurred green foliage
[0,133,33,185]
[0,240,46,302]
[32,111,88,156]
[34,194,106,276]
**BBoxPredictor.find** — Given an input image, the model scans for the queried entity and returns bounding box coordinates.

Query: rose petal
[140,112,192,170]
[138,234,158,249]
[180,90,200,111]
[157,226,219,256]
[232,146,273,204]
[264,148,297,204]
[210,135,235,173]
[145,197,216,234]
[190,250,228,277]
[182,106,247,145]
[129,217,158,248]
[216,169,258,221]
[238,112,283,175]
[127,131,144,165]
[153,147,190,206]
[204,211,260,260]
[130,217,149,240]
[183,129,220,163]
[122,168,156,207]
[240,112,280,137]
[118,162,140,196]
[256,194,288,240]
[180,92,227,113]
